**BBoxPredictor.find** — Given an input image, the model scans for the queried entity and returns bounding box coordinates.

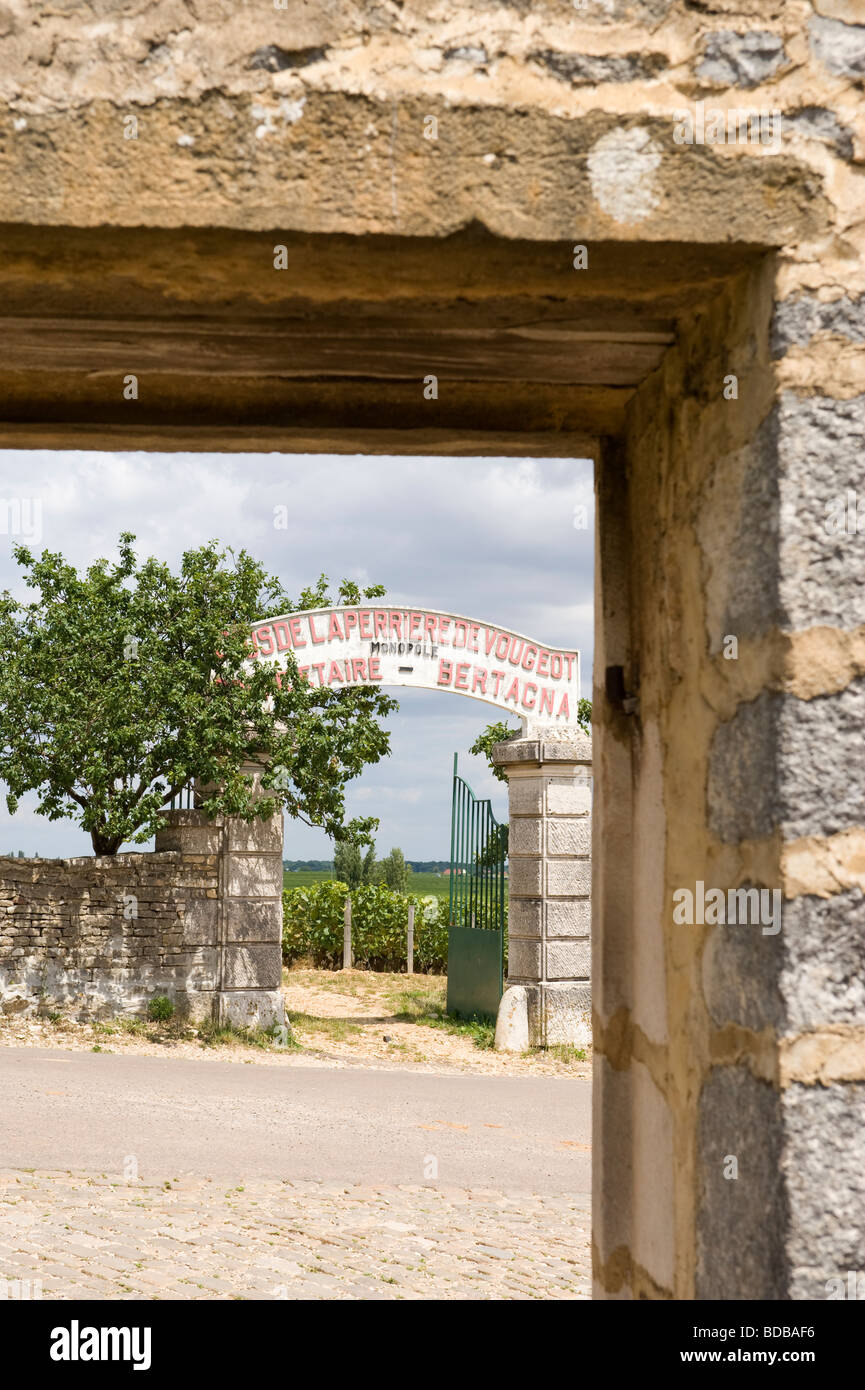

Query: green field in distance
[282,868,452,898]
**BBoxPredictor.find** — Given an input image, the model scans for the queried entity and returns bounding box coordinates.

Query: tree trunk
[90,829,123,856]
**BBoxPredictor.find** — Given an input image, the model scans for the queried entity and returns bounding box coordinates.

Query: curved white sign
[250,606,580,728]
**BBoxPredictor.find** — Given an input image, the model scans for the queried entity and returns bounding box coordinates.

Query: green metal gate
[446,753,507,1022]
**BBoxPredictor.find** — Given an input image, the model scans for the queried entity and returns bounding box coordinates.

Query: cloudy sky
[0,452,593,861]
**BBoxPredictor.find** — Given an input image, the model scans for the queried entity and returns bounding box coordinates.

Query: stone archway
[1,0,861,1303]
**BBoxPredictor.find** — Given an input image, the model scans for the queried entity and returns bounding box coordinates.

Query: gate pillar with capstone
[154,760,285,1031]
[492,732,592,1050]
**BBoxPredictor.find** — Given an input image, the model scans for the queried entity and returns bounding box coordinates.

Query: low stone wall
[0,851,220,1021]
[0,798,285,1028]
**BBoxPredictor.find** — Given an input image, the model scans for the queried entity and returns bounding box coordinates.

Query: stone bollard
[492,732,591,1050]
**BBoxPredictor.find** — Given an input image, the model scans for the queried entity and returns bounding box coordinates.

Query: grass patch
[195,1018,299,1051]
[286,1011,363,1043]
[543,1044,588,1064]
[386,986,495,1050]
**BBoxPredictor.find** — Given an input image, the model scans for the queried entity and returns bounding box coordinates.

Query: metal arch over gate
[446,754,507,1023]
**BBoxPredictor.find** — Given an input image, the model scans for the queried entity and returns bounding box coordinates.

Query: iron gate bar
[446,753,506,1022]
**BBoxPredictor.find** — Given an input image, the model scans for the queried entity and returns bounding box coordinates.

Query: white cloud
[0,451,594,858]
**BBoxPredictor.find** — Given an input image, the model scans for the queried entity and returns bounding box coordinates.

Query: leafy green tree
[470,700,592,783]
[333,841,377,888]
[377,847,411,893]
[0,535,397,855]
[469,720,520,784]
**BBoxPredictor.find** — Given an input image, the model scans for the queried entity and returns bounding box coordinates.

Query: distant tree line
[283,856,449,876]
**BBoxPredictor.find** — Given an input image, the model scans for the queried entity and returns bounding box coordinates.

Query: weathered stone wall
[0,800,285,1028]
[0,0,850,246]
[593,241,865,1299]
[0,849,220,1021]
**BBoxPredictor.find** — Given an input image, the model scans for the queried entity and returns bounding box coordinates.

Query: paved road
[0,1047,591,1191]
[0,1049,591,1300]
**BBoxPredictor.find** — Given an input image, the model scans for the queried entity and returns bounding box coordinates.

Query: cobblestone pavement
[0,1170,590,1300]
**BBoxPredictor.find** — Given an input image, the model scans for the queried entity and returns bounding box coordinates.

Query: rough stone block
[547,818,591,857]
[546,898,591,937]
[180,898,219,947]
[223,853,284,898]
[784,1082,865,1297]
[696,1067,787,1299]
[507,899,543,938]
[507,940,542,980]
[508,777,545,815]
[222,943,282,990]
[782,888,865,1030]
[702,917,784,1033]
[698,30,789,87]
[547,859,592,896]
[541,983,592,1047]
[810,15,865,79]
[154,817,223,855]
[225,814,283,854]
[218,988,284,1032]
[508,817,543,855]
[709,682,865,841]
[507,858,543,897]
[547,781,592,816]
[224,898,282,944]
[547,939,591,980]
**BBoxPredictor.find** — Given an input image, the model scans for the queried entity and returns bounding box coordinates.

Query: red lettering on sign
[454,662,470,691]
[328,613,344,641]
[424,614,437,644]
[495,633,510,661]
[311,662,326,685]
[504,677,520,704]
[522,644,537,671]
[374,610,388,638]
[454,621,467,649]
[289,616,306,648]
[344,611,358,638]
[484,627,497,657]
[368,657,382,681]
[563,654,576,679]
[490,670,505,697]
[437,659,453,687]
[471,667,488,695]
[409,612,422,640]
[298,666,310,682]
[260,625,278,657]
[308,615,326,645]
[539,688,555,716]
[351,658,366,681]
[359,610,372,639]
[438,617,451,642]
[508,638,524,665]
[273,619,292,651]
[557,694,570,718]
[522,683,537,711]
[536,649,549,677]
[468,624,480,653]
[328,661,344,683]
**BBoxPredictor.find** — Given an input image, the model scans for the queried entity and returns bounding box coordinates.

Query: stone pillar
[492,732,592,1049]
[593,258,865,1300]
[155,760,285,1031]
